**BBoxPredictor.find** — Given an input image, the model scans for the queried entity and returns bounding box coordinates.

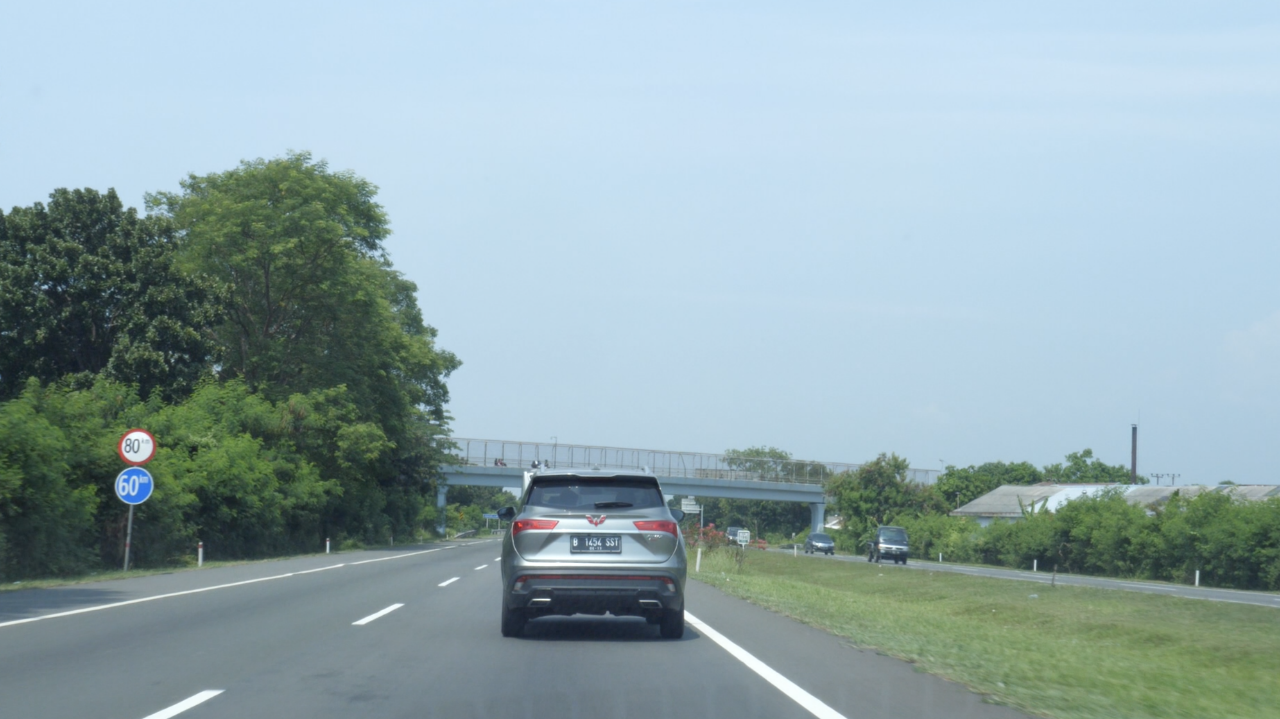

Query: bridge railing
[446,438,939,486]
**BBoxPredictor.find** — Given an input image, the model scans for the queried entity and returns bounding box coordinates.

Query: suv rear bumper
[506,573,684,616]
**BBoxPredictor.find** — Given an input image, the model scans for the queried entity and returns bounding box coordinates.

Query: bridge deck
[447,437,938,486]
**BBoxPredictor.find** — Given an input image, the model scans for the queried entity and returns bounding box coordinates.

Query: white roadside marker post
[326,538,331,554]
[696,547,702,573]
[198,541,203,568]
[1034,559,1037,572]
[1195,570,1200,587]
[939,553,943,563]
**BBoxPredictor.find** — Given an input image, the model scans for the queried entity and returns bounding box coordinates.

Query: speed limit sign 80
[117,429,156,465]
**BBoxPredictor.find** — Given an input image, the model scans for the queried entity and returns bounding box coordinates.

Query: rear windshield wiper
[593,501,633,508]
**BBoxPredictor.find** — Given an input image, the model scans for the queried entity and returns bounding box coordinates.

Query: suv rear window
[810,533,831,541]
[526,478,665,510]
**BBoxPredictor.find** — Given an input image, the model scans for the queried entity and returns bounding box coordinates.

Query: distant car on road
[497,469,688,638]
[804,532,835,555]
[868,525,909,564]
[724,526,745,544]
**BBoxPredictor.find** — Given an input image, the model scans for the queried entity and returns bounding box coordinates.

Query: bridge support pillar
[436,483,448,536]
[809,502,825,534]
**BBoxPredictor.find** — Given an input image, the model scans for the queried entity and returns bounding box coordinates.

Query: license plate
[571,534,621,553]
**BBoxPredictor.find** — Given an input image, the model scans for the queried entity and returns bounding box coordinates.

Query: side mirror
[497,506,516,522]
[670,508,685,522]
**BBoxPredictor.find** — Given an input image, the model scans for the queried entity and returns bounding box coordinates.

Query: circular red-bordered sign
[117,428,157,465]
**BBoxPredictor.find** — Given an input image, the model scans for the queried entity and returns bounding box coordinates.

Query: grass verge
[690,546,1279,719]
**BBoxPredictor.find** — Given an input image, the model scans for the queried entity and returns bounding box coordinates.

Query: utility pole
[1130,424,1138,483]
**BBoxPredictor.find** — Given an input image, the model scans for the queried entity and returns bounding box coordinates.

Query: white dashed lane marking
[353,604,404,626]
[140,690,224,719]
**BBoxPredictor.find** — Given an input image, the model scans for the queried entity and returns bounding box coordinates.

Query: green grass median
[689,547,1279,719]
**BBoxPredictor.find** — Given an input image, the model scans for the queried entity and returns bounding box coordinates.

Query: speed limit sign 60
[117,429,156,465]
[115,467,154,505]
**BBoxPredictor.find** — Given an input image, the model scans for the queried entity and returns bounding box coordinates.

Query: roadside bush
[897,490,1280,590]
[691,524,728,549]
[0,383,100,579]
[895,513,981,562]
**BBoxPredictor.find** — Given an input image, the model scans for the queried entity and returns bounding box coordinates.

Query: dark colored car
[497,469,688,638]
[867,525,909,564]
[804,532,835,555]
[724,526,745,544]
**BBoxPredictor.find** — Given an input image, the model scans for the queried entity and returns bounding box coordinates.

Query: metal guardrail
[446,438,939,486]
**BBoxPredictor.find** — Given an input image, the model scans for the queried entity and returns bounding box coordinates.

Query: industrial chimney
[1130,424,1138,483]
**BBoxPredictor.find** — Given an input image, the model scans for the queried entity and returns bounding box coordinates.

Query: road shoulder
[686,578,1029,719]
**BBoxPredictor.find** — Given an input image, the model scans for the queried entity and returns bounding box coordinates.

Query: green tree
[828,453,945,547]
[702,446,817,539]
[935,461,1044,509]
[0,188,220,402]
[147,152,459,412]
[1043,449,1146,485]
[148,153,461,543]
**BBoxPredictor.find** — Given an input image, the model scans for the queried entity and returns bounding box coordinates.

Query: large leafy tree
[1043,449,1146,485]
[148,153,461,540]
[0,188,219,401]
[699,446,824,538]
[828,453,946,544]
[935,460,1044,509]
[147,152,455,404]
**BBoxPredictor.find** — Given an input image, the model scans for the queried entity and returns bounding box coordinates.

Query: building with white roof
[948,483,1275,527]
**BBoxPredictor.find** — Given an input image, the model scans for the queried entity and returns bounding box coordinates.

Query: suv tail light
[633,520,677,535]
[512,519,559,536]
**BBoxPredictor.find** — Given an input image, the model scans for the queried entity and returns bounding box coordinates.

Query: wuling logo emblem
[586,515,607,527]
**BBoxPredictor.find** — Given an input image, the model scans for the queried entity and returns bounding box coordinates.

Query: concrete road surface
[0,541,1027,719]
[772,547,1280,608]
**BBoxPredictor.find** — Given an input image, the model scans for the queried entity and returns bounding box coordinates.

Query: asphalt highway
[0,540,1027,719]
[772,547,1280,608]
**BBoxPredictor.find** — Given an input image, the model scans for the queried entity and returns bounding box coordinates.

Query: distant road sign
[117,429,157,465]
[483,513,499,520]
[115,467,154,505]
[736,529,750,545]
[680,498,701,513]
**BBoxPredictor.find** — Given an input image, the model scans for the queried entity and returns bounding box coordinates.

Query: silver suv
[497,469,688,638]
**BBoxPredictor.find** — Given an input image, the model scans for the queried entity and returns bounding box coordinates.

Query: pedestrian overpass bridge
[438,438,939,534]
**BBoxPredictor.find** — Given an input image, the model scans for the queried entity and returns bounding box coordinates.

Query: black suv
[867,525,909,564]
[804,532,835,555]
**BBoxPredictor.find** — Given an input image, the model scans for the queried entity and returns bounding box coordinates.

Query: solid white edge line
[685,612,846,719]
[495,557,501,561]
[295,563,345,574]
[475,565,488,570]
[349,547,444,565]
[1,546,449,630]
[439,577,460,587]
[0,573,296,629]
[141,689,224,719]
[352,603,405,626]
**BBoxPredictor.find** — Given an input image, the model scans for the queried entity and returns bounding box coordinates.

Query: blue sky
[3,2,1278,483]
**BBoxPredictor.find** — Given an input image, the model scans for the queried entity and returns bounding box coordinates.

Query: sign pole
[123,505,135,572]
